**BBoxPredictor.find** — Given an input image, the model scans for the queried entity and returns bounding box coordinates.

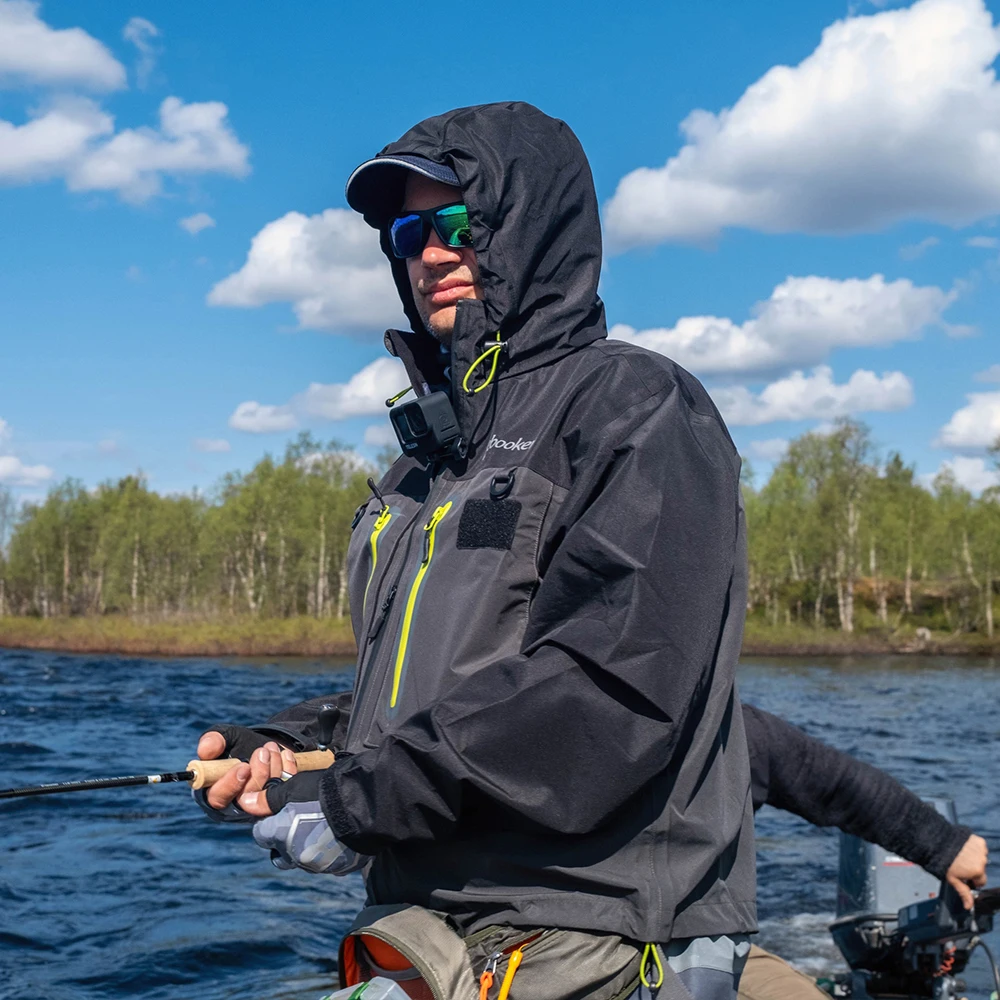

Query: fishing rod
[0,750,334,800]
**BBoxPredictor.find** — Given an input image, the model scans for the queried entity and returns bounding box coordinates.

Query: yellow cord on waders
[462,332,504,395]
[496,945,524,1000]
[640,943,664,989]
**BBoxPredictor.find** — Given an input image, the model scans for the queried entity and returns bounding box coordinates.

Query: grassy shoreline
[1,615,998,659]
[0,615,357,658]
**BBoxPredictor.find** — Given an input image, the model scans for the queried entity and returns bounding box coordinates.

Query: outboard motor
[828,798,1000,999]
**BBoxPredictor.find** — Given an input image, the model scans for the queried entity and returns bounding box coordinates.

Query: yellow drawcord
[640,943,664,989]
[461,332,503,395]
[385,385,413,407]
[496,947,524,1000]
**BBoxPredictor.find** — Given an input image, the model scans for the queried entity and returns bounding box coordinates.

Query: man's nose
[420,230,463,266]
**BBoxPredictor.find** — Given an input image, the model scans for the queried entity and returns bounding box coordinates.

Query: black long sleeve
[743,703,970,880]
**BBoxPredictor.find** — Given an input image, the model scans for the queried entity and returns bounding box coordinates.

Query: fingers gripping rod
[0,750,334,800]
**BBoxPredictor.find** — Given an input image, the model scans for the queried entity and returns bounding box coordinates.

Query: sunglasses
[388,202,473,259]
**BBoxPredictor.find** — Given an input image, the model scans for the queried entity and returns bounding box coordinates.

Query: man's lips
[425,280,474,305]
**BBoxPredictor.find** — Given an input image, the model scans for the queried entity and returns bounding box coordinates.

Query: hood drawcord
[462,332,505,395]
[385,385,413,407]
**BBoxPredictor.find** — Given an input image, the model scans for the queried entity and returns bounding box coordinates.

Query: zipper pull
[367,584,397,642]
[479,953,500,1000]
[373,507,392,531]
[422,504,449,563]
[367,477,385,507]
[496,947,524,1000]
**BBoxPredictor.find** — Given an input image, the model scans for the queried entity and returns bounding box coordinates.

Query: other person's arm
[743,703,987,907]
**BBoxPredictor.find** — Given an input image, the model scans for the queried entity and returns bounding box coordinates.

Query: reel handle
[186,749,335,790]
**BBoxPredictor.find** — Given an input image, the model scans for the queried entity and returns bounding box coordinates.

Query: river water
[0,650,997,1000]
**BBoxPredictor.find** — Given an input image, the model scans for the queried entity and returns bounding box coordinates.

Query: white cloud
[0,97,112,182]
[609,274,952,378]
[294,358,404,420]
[228,358,407,435]
[604,0,1000,247]
[0,0,125,90]
[68,96,249,202]
[208,208,402,333]
[0,96,249,201]
[748,438,790,462]
[975,364,1000,383]
[712,366,913,426]
[899,236,939,260]
[936,391,1000,449]
[0,418,9,444]
[966,236,1000,249]
[926,456,1000,493]
[193,437,230,453]
[228,402,296,434]
[0,454,53,487]
[122,16,160,89]
[180,211,215,235]
[363,422,398,448]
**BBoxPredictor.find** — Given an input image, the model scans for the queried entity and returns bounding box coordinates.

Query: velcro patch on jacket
[456,499,521,550]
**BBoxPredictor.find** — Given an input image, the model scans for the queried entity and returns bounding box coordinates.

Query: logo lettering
[487,434,535,453]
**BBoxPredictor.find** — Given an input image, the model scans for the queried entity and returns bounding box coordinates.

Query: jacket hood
[359,102,608,387]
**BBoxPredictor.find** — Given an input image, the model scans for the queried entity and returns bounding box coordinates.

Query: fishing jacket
[270,102,757,944]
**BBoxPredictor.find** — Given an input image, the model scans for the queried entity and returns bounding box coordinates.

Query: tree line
[0,421,997,635]
[0,435,375,621]
[743,420,1000,637]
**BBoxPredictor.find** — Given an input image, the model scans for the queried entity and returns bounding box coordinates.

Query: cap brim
[345,155,461,223]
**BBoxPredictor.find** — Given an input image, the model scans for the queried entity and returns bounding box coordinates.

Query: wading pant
[736,945,827,1000]
[626,935,751,1000]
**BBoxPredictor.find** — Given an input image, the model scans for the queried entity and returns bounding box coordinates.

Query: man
[199,102,757,1000]
[738,704,989,1000]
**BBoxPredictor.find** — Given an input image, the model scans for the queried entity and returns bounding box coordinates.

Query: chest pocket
[356,465,555,751]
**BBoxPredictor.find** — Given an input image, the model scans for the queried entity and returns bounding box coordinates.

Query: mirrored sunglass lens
[435,204,472,247]
[390,214,423,258]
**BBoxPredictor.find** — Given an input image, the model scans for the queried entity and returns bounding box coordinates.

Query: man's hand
[200,739,298,817]
[945,834,989,909]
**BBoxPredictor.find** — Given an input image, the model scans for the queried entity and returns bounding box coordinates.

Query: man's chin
[426,306,457,343]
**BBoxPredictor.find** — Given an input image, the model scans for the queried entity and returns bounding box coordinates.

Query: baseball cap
[345,154,461,223]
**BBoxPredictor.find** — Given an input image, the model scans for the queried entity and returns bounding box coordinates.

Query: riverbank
[0,615,357,657]
[0,615,997,658]
[741,620,1000,657]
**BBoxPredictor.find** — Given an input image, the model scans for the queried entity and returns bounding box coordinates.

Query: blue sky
[1,0,999,499]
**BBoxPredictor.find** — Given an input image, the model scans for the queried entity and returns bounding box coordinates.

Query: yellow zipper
[362,506,392,617]
[390,501,453,709]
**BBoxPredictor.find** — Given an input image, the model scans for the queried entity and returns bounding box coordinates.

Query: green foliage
[3,425,997,639]
[0,442,371,620]
[744,420,1000,636]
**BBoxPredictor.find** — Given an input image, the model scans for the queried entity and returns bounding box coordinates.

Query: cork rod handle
[186,749,335,790]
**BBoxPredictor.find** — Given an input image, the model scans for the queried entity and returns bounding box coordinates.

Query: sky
[1,0,999,501]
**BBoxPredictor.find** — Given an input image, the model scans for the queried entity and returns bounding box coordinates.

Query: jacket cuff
[319,753,365,850]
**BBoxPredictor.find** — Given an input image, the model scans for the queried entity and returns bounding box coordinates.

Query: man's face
[401,173,483,345]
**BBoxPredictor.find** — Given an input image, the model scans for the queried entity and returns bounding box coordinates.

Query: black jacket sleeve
[743,703,971,880]
[324,379,745,854]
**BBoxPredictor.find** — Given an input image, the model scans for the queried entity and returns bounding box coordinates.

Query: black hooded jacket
[281,103,757,942]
